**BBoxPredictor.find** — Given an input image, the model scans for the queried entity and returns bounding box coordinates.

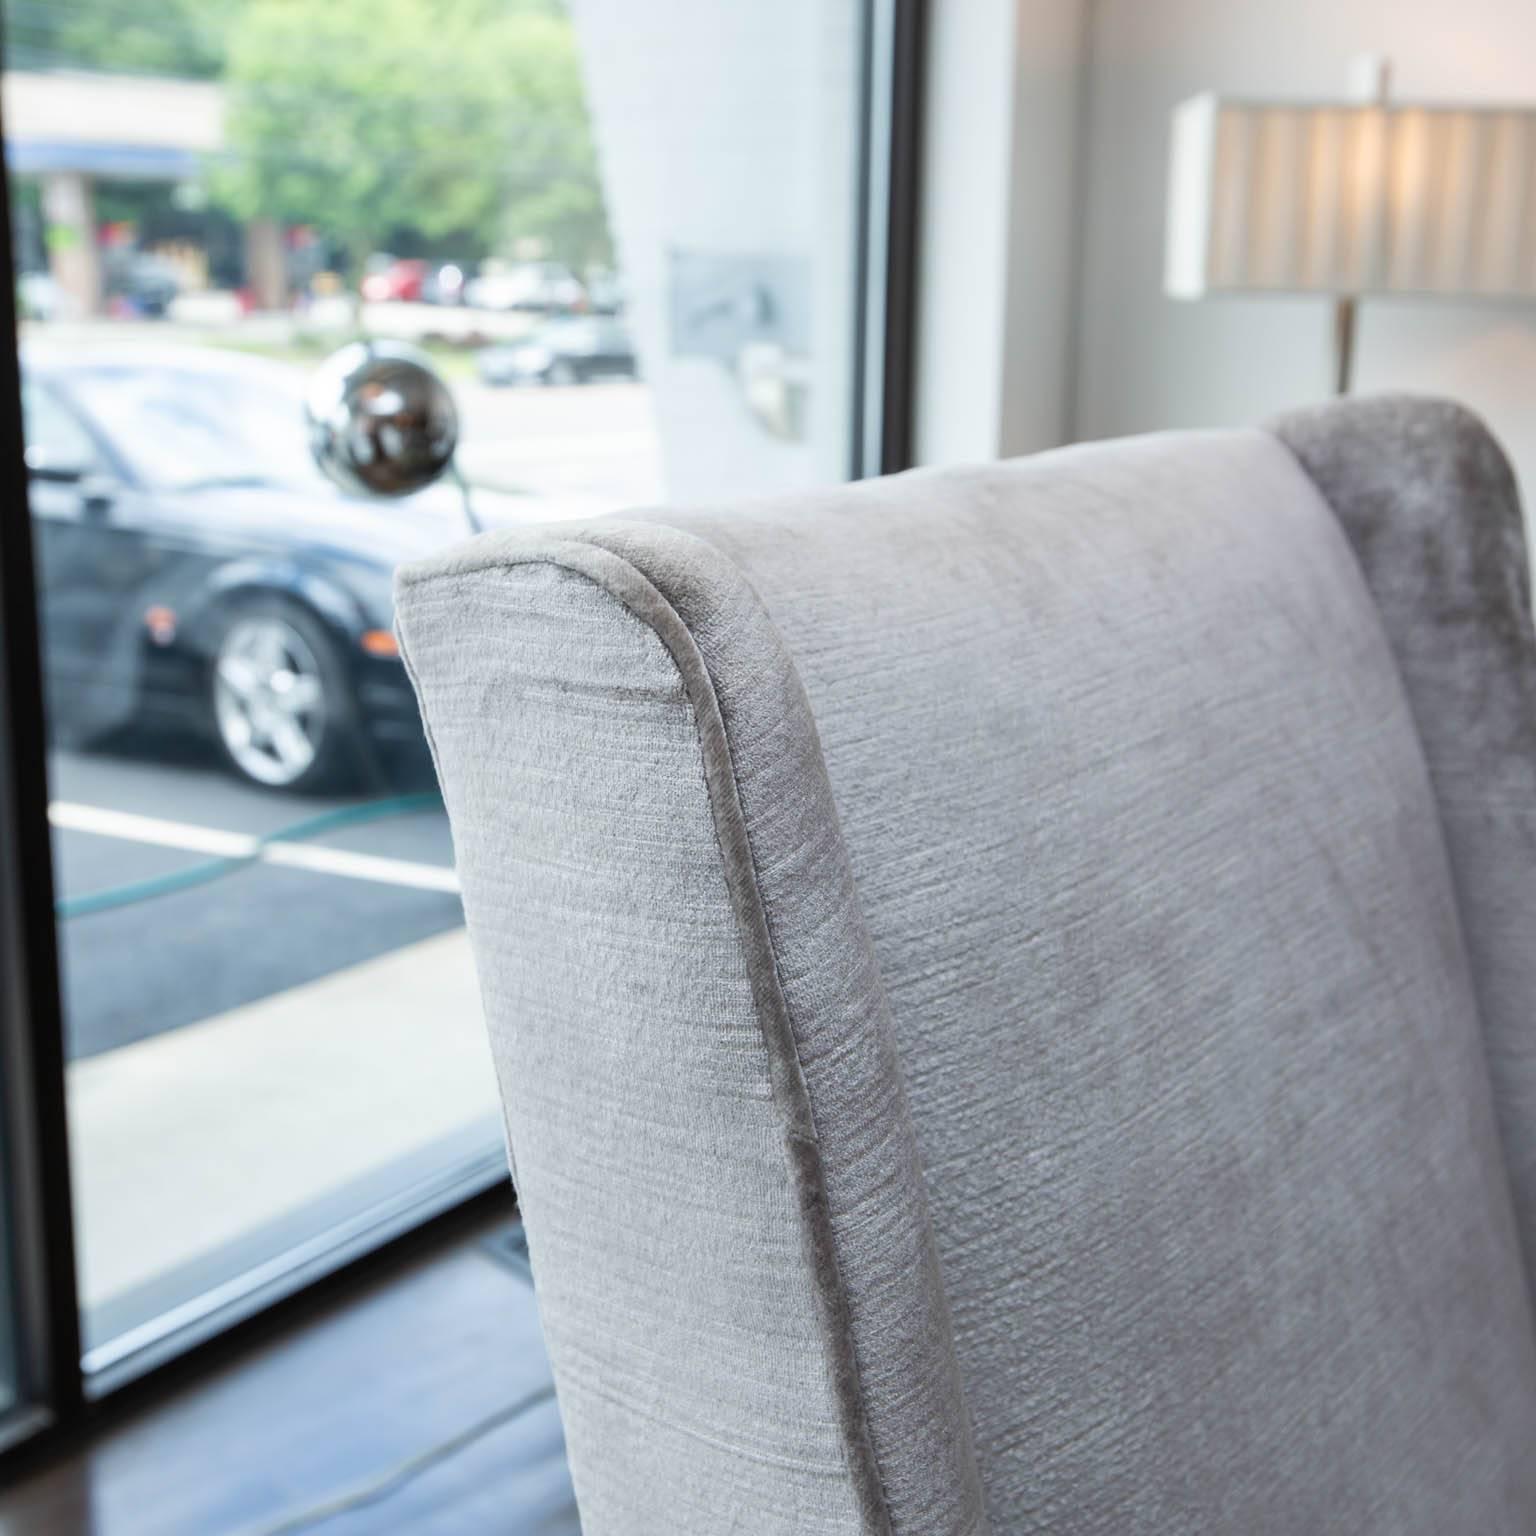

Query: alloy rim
[212,616,326,786]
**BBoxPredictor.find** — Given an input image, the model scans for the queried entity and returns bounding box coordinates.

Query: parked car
[421,262,468,305]
[103,252,181,318]
[360,254,428,303]
[583,270,625,316]
[464,260,585,314]
[21,346,478,792]
[476,317,637,387]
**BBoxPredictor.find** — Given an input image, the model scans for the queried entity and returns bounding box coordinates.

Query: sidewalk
[68,928,502,1359]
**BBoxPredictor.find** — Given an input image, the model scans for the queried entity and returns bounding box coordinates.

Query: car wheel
[210,599,361,793]
[546,359,578,387]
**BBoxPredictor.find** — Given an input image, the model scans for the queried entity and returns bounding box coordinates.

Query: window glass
[21,381,97,476]
[55,364,320,490]
[2,0,867,1382]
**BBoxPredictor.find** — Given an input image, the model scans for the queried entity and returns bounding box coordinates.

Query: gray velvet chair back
[397,397,1536,1535]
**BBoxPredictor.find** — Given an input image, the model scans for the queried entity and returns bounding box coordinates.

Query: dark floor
[0,1211,580,1536]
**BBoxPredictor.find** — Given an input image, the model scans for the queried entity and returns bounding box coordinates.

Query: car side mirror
[25,445,88,484]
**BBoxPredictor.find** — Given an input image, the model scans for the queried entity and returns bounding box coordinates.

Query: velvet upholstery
[397,399,1536,1534]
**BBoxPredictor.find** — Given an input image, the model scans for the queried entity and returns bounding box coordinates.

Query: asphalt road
[50,737,463,1062]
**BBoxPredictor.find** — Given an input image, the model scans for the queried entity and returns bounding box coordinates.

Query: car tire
[209,597,363,794]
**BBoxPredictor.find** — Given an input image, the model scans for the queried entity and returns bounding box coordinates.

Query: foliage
[213,0,611,274]
[4,0,240,78]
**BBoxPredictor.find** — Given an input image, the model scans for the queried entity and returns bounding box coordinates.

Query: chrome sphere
[305,340,459,497]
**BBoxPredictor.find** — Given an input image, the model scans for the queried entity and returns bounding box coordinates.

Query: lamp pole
[1333,55,1390,397]
[1332,295,1358,396]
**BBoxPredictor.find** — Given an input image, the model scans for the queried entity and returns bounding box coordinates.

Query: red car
[360,255,428,303]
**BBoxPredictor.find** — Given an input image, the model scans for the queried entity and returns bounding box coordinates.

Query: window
[47,364,318,491]
[0,0,918,1441]
[20,381,97,478]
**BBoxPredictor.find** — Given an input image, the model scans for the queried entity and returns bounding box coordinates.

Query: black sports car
[22,347,478,793]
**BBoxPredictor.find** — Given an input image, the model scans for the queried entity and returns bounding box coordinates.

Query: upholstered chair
[397,396,1536,1534]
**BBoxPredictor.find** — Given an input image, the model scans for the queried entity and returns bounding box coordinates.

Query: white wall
[914,0,1086,466]
[1075,0,1536,496]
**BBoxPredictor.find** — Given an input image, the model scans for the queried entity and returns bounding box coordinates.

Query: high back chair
[397,397,1536,1533]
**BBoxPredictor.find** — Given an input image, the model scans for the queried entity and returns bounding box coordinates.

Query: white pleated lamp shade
[1166,94,1536,299]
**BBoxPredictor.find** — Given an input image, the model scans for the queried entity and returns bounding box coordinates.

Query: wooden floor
[0,1205,579,1535]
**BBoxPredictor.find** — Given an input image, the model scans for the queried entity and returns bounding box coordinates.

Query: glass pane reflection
[3,0,866,1376]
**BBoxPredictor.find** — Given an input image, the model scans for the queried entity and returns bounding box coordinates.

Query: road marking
[260,840,460,891]
[49,802,461,895]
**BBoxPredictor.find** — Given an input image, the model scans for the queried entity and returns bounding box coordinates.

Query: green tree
[5,0,240,78]
[214,0,610,276]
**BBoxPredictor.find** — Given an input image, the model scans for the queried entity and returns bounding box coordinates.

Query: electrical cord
[239,1380,558,1536]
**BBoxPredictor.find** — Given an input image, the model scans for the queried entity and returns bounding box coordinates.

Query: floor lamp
[1164,71,1536,395]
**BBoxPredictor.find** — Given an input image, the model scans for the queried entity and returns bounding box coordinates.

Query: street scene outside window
[2,0,863,1378]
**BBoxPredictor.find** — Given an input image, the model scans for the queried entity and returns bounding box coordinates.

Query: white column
[42,171,101,316]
